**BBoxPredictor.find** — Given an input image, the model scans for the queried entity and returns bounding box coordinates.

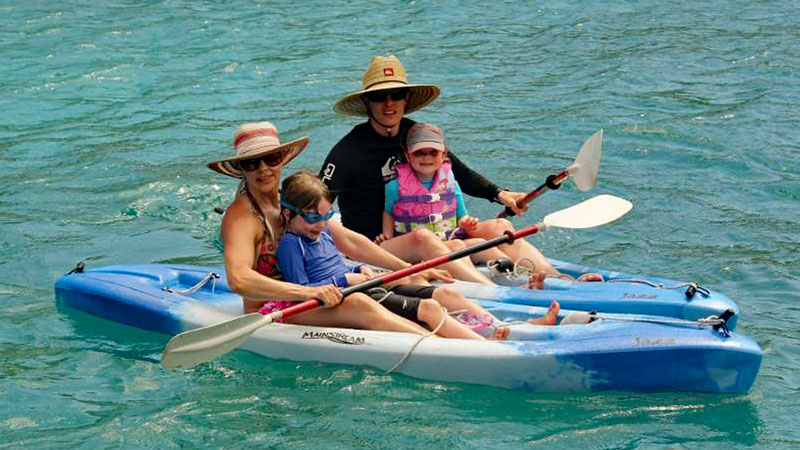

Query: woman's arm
[329,221,454,284]
[221,202,338,304]
[329,220,410,271]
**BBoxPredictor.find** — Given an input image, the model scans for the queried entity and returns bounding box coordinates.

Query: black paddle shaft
[500,172,566,218]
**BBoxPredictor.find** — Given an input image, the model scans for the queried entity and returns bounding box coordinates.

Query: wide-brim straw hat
[207,121,309,178]
[333,55,441,117]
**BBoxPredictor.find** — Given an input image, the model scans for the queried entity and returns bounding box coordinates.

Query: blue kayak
[471,258,743,329]
[55,263,761,393]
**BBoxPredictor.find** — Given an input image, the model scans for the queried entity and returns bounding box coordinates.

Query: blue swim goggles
[280,200,336,224]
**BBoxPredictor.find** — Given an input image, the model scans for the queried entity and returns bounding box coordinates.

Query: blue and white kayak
[473,258,742,329]
[55,263,761,393]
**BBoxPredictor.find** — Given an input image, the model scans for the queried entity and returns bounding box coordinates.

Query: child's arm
[452,177,479,231]
[345,272,371,286]
[375,212,396,244]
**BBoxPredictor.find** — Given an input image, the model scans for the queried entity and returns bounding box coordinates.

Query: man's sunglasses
[234,150,287,172]
[363,88,409,103]
[280,200,336,224]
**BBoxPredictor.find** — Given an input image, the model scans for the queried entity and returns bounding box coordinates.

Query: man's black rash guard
[319,118,503,240]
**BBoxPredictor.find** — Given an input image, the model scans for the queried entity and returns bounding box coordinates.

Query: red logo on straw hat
[384,68,394,76]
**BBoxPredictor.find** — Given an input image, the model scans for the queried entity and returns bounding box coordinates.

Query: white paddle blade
[543,194,632,229]
[161,313,272,369]
[570,129,603,191]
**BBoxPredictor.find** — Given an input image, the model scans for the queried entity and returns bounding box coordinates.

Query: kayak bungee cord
[162,271,220,295]
[606,279,710,299]
[487,258,710,299]
[586,309,735,337]
[344,289,508,373]
[385,306,448,373]
[387,308,738,373]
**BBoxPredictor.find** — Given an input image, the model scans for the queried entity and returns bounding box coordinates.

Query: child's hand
[345,273,370,286]
[360,265,377,279]
[458,215,479,231]
[373,233,392,245]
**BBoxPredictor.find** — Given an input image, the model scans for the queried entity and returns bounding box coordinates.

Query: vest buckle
[428,213,443,223]
[427,193,441,202]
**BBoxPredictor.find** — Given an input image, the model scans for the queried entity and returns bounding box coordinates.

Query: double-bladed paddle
[161,194,632,369]
[498,129,603,218]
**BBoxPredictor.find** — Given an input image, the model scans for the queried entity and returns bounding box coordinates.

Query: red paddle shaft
[497,169,570,219]
[266,222,544,321]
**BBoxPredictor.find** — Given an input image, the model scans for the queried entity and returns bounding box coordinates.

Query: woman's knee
[343,293,378,312]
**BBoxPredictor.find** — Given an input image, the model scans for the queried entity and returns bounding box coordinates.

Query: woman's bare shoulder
[221,197,260,233]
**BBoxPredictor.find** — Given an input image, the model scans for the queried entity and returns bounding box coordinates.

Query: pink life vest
[392,162,458,240]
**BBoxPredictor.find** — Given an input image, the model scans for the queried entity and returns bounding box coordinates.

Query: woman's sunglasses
[363,88,409,103]
[234,150,286,172]
[280,200,336,224]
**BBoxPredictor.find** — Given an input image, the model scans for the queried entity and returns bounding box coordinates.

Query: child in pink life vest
[379,122,520,266]
[380,124,570,322]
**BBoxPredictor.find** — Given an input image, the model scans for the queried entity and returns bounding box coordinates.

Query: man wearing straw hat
[321,55,563,283]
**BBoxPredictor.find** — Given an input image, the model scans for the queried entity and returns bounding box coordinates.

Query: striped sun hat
[333,55,441,117]
[207,122,308,178]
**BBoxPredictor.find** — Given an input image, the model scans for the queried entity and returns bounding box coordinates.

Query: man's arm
[319,145,346,203]
[448,151,504,203]
[449,151,529,215]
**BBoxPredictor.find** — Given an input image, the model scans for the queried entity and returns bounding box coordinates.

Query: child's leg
[427,286,511,338]
[416,299,485,340]
[527,300,560,325]
[431,285,493,317]
[389,284,503,324]
[287,292,429,335]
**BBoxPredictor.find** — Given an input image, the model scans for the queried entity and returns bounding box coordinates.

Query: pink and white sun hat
[207,122,309,178]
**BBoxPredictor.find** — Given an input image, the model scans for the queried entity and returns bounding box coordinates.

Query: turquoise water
[2,0,799,447]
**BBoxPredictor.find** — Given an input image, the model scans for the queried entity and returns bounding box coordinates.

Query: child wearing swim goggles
[275,171,516,339]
